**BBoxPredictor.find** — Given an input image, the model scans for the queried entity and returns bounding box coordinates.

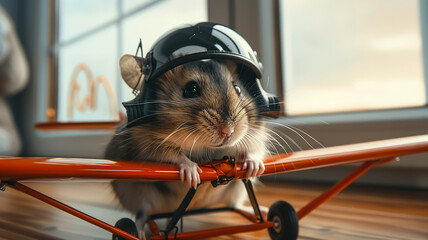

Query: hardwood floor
[0,180,426,240]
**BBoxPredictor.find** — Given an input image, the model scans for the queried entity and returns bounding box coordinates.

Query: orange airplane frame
[1,134,428,239]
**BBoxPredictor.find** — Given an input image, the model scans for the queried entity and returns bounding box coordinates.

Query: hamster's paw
[242,158,265,179]
[177,156,202,189]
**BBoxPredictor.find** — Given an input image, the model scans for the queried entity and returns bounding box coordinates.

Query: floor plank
[0,181,426,239]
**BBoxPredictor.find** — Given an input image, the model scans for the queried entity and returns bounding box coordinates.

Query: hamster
[105,55,268,227]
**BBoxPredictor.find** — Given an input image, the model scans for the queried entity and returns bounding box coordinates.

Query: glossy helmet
[123,22,280,127]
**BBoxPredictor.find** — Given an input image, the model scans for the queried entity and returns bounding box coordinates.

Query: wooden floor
[0,180,426,240]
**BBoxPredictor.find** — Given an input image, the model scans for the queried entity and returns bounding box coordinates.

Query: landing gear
[112,218,139,240]
[111,177,299,239]
[267,201,299,240]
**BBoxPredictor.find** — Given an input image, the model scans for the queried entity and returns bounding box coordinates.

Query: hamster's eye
[234,85,241,95]
[183,81,201,98]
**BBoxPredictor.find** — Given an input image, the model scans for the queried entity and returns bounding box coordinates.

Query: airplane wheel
[267,201,299,240]
[112,218,139,240]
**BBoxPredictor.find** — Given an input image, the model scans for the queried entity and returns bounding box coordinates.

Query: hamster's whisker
[280,115,330,126]
[249,127,297,173]
[235,98,255,116]
[235,105,260,124]
[241,104,265,116]
[247,134,266,157]
[287,124,325,148]
[249,126,288,154]
[179,128,198,152]
[234,99,256,122]
[160,122,188,143]
[238,98,267,118]
[174,127,196,143]
[233,97,246,116]
[244,129,267,150]
[267,121,312,150]
[285,123,324,149]
[125,111,174,126]
[239,136,251,157]
[154,110,191,116]
[248,123,294,153]
[124,111,191,130]
[260,120,323,150]
[154,122,189,152]
[236,139,247,153]
[124,100,174,106]
[273,130,302,152]
[189,134,201,160]
[247,127,280,156]
[248,130,281,175]
[235,110,251,124]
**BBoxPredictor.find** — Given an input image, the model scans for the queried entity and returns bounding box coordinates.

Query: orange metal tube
[233,209,259,223]
[149,222,274,240]
[1,135,428,182]
[6,181,139,240]
[255,134,428,178]
[0,157,219,182]
[297,157,396,220]
[4,152,382,183]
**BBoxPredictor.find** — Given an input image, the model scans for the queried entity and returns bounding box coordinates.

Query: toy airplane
[1,134,428,240]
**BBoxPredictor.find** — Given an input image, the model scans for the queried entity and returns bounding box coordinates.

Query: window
[21,0,428,186]
[51,0,207,122]
[280,0,426,116]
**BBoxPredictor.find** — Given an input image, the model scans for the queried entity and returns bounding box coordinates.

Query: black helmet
[124,22,280,127]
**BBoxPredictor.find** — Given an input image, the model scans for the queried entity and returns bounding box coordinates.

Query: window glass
[58,0,117,42]
[122,0,153,13]
[281,0,425,115]
[58,26,118,121]
[56,0,207,121]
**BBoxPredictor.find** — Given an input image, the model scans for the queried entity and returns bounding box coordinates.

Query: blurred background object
[0,6,29,155]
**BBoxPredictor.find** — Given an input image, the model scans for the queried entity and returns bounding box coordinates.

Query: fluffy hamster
[105,55,268,220]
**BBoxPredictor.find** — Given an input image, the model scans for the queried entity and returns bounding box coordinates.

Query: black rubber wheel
[112,218,139,240]
[267,200,299,240]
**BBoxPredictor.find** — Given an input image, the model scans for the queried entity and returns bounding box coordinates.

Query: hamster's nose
[218,124,234,137]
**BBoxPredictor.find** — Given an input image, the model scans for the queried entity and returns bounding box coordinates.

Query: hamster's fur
[105,57,268,220]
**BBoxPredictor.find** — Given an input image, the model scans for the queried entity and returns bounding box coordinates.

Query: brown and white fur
[105,55,268,235]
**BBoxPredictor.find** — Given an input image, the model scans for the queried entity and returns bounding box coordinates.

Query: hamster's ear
[119,54,144,89]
